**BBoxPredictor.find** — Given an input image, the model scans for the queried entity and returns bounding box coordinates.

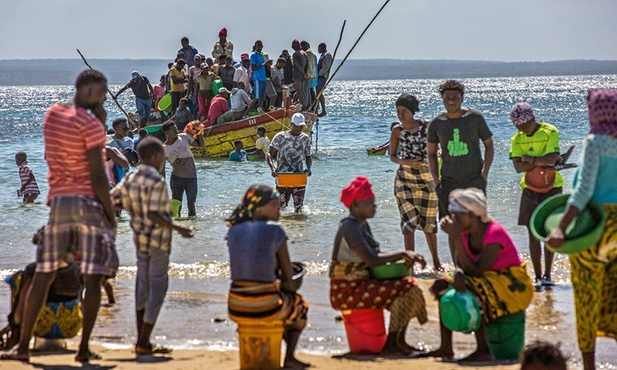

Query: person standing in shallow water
[509,102,563,287]
[427,80,494,262]
[389,94,441,271]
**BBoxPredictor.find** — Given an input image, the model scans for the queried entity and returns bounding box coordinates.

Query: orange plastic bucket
[276,173,308,188]
[342,309,387,354]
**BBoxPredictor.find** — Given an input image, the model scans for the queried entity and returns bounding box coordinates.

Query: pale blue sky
[1,0,615,61]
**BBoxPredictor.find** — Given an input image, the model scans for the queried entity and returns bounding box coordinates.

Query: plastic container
[439,288,481,334]
[276,173,308,188]
[236,320,284,369]
[342,309,387,354]
[530,193,606,254]
[212,79,224,94]
[157,94,172,114]
[171,199,181,218]
[144,124,162,134]
[486,311,525,361]
[369,262,410,280]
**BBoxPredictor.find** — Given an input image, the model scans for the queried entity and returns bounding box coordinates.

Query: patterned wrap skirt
[569,204,617,352]
[394,164,438,234]
[228,281,308,331]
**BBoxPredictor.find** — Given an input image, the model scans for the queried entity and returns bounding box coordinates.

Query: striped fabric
[110,164,172,252]
[18,161,40,195]
[43,102,106,201]
[228,281,308,331]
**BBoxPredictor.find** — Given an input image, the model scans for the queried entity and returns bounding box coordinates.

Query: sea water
[0,75,616,365]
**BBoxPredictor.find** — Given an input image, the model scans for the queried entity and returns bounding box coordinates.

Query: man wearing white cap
[268,113,312,212]
[113,71,154,128]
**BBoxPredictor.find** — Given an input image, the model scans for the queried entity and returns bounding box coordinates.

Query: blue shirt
[228,150,248,162]
[250,51,266,81]
[227,221,287,281]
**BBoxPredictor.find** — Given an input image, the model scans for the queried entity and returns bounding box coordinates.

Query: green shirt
[510,121,564,189]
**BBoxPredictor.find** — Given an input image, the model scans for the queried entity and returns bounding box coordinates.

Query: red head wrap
[341,176,376,208]
[219,28,227,37]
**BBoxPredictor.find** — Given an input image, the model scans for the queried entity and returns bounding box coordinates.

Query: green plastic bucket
[158,94,172,114]
[439,288,481,334]
[486,311,525,361]
[171,199,181,218]
[212,79,223,94]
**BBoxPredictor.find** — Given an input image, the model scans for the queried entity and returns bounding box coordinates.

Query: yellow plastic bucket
[237,320,284,370]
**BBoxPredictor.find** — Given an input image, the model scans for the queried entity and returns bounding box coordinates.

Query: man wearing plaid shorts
[6,70,118,363]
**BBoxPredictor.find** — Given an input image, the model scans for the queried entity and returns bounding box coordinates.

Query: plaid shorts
[394,164,438,234]
[36,196,118,277]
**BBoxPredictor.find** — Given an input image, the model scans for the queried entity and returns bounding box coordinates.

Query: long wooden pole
[310,0,392,112]
[76,49,138,130]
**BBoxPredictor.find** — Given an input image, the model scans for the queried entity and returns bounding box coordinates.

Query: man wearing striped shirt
[111,137,193,354]
[7,70,118,363]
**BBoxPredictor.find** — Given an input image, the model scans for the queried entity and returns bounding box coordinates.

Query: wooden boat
[140,95,316,158]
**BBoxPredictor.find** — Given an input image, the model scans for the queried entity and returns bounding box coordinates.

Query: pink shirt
[461,221,522,271]
[207,95,229,123]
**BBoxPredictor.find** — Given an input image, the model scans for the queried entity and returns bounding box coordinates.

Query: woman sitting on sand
[330,176,428,355]
[225,185,309,368]
[546,89,617,370]
[421,187,533,362]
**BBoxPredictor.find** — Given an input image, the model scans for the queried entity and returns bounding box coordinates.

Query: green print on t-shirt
[447,128,469,157]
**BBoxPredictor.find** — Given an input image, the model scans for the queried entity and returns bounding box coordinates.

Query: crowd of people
[113,30,333,132]
[4,62,617,369]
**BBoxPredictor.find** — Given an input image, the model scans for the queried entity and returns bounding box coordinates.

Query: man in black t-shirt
[113,71,154,129]
[427,80,494,260]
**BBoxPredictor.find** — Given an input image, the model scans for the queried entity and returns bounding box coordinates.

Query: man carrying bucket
[267,113,312,213]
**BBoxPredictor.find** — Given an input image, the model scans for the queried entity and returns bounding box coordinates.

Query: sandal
[134,344,173,355]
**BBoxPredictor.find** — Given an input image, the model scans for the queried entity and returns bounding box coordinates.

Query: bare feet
[75,350,102,362]
[284,356,310,368]
[458,349,495,363]
[0,350,29,362]
[413,347,454,359]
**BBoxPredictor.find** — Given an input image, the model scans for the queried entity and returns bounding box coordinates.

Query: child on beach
[331,176,428,355]
[226,185,309,368]
[420,187,533,362]
[389,94,441,270]
[111,137,195,355]
[520,341,568,370]
[15,151,40,203]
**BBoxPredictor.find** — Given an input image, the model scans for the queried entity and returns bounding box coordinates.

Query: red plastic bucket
[342,309,387,354]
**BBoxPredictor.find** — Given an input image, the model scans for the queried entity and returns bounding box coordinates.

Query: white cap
[291,113,306,126]
[218,87,231,94]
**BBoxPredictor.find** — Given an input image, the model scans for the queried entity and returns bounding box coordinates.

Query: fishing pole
[76,49,139,130]
[310,0,392,113]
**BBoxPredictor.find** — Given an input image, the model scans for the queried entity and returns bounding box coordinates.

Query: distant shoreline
[1,58,616,86]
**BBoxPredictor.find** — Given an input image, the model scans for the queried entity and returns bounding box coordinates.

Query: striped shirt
[43,102,106,201]
[18,161,40,195]
[110,164,172,252]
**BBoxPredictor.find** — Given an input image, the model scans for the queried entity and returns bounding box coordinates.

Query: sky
[1,0,616,62]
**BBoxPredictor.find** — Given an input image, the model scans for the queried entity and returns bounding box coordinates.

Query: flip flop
[75,350,102,362]
[134,345,173,355]
[0,352,30,362]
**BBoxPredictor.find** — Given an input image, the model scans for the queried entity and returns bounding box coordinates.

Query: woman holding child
[226,185,309,368]
[330,176,428,355]
[421,187,533,362]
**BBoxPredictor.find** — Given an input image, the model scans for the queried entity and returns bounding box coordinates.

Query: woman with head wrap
[546,89,617,370]
[330,176,429,355]
[389,94,441,271]
[420,187,533,362]
[226,185,309,368]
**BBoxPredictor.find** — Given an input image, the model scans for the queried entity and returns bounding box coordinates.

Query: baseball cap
[291,113,306,126]
[241,52,249,60]
[218,87,231,94]
[131,70,140,79]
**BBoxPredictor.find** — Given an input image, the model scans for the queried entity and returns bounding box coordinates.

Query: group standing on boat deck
[3,49,617,370]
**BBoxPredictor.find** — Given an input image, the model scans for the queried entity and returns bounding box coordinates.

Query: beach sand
[0,345,529,370]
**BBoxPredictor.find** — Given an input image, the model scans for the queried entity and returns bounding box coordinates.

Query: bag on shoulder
[525,166,556,193]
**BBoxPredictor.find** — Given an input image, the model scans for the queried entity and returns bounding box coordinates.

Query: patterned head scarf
[341,176,376,208]
[226,185,280,226]
[588,89,617,138]
[510,103,535,127]
[448,187,493,223]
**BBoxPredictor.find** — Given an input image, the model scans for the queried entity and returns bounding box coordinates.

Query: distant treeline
[1,59,616,86]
